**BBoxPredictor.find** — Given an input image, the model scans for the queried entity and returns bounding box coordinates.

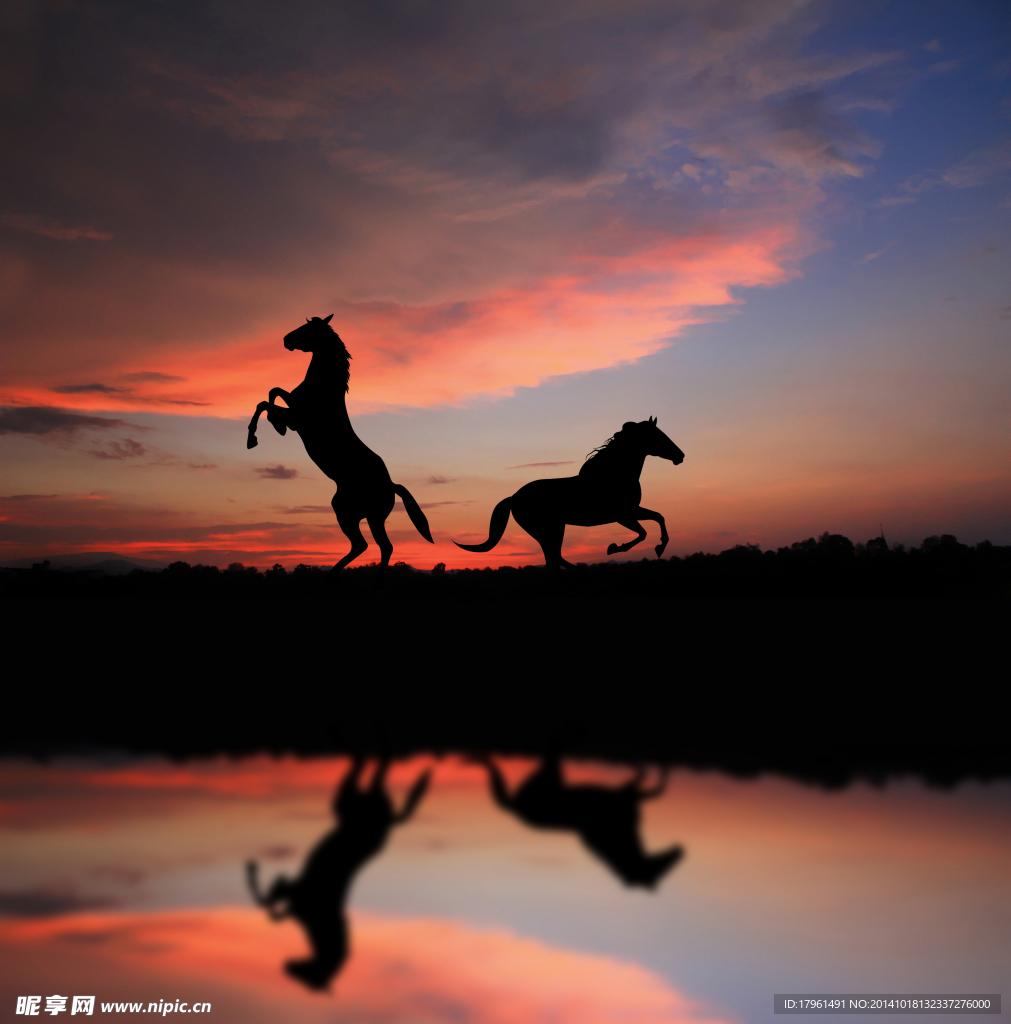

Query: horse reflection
[480,755,682,888]
[247,758,429,990]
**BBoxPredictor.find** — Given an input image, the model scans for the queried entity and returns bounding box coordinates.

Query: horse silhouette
[246,757,430,990]
[247,315,433,574]
[454,418,684,570]
[478,755,683,888]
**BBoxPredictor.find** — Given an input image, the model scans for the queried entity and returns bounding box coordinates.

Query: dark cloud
[0,887,115,918]
[393,499,472,510]
[119,371,187,383]
[426,475,455,484]
[52,383,127,394]
[942,140,1011,188]
[0,0,892,400]
[51,382,208,406]
[0,406,127,435]
[966,246,998,264]
[186,462,217,469]
[257,464,299,479]
[283,504,331,513]
[763,90,874,178]
[0,213,113,241]
[90,438,149,460]
[507,461,575,468]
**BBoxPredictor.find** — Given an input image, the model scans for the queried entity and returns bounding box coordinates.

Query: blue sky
[1,0,1008,567]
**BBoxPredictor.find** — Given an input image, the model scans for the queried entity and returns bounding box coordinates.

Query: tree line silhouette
[4,532,1007,600]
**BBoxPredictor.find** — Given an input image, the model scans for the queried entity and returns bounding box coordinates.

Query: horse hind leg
[265,404,288,436]
[522,518,574,574]
[366,516,394,568]
[331,499,369,572]
[366,515,394,589]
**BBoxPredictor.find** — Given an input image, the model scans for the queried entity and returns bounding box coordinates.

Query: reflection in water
[246,757,430,990]
[0,756,1008,1024]
[248,755,683,991]
[479,755,684,888]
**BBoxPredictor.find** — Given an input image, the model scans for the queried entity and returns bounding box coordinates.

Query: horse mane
[583,438,614,465]
[315,320,352,394]
[583,427,631,467]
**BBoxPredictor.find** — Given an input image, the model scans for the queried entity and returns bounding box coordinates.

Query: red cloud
[0,908,734,1024]
[7,219,808,419]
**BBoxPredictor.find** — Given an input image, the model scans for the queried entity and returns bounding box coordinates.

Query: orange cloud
[5,219,808,418]
[0,0,894,523]
[0,908,735,1024]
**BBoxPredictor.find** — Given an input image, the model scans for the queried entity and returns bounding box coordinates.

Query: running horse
[455,418,684,571]
[247,315,433,573]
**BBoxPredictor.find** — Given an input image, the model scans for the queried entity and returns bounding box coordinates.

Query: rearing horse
[455,417,684,571]
[247,757,430,990]
[247,315,433,572]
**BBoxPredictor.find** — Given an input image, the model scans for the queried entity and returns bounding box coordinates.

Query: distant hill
[1,553,167,573]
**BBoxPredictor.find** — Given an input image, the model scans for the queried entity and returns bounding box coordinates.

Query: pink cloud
[6,219,809,419]
[0,909,735,1024]
[0,0,870,419]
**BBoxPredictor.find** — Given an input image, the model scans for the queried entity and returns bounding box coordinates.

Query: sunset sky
[1,0,1009,568]
[1,757,1009,1023]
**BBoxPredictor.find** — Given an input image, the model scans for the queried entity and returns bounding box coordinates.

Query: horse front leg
[636,506,668,558]
[265,388,295,436]
[246,861,290,919]
[607,518,647,556]
[247,402,269,449]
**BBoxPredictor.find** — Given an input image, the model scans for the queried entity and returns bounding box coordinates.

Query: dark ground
[3,531,1006,787]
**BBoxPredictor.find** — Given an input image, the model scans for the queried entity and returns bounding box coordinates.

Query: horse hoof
[606,544,618,555]
[246,434,258,449]
[655,545,665,558]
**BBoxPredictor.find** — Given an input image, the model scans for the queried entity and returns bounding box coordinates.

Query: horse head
[620,418,685,465]
[283,314,344,353]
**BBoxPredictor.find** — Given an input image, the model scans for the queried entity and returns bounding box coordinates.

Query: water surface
[1,757,1007,1023]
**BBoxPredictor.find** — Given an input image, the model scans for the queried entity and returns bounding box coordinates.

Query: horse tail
[454,497,511,552]
[393,484,434,543]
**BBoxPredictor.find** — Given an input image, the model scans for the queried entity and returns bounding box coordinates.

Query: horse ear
[650,415,657,425]
[323,313,334,324]
[306,317,311,323]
